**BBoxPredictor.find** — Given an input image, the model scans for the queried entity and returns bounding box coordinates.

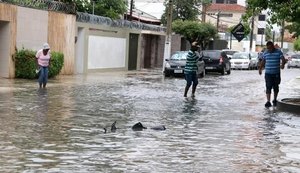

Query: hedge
[14,49,64,79]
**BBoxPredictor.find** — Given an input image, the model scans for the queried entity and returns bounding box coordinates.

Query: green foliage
[294,38,300,51]
[74,0,128,19]
[48,52,64,78]
[14,49,64,79]
[286,23,300,38]
[246,0,300,36]
[265,24,272,41]
[161,0,209,25]
[172,20,218,50]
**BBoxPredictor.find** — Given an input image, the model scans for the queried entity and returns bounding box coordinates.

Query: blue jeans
[185,72,198,87]
[265,73,281,94]
[38,66,49,87]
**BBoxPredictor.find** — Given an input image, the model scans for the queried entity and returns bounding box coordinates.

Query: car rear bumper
[204,65,223,72]
[164,68,185,76]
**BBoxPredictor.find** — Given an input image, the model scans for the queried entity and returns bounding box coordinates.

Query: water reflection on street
[0,69,300,172]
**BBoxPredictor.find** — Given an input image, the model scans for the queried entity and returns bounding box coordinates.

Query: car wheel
[227,68,231,75]
[164,72,170,77]
[221,67,225,75]
[199,71,205,78]
[205,69,208,75]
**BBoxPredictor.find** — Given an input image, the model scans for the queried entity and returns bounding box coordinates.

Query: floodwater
[0,69,300,173]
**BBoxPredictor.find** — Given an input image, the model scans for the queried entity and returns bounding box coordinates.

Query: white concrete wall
[87,36,126,69]
[16,7,48,51]
[0,22,10,78]
[75,27,85,74]
[230,40,256,52]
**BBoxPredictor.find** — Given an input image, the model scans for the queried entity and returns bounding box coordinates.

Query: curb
[278,98,300,115]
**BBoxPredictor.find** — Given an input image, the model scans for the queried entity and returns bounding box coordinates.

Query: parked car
[164,51,205,77]
[230,52,258,70]
[287,54,300,68]
[285,51,296,61]
[200,50,231,75]
[221,49,240,59]
[250,52,259,69]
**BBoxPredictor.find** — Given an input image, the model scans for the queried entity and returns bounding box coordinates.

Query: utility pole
[249,11,255,52]
[129,0,134,21]
[281,20,285,48]
[202,3,207,23]
[216,11,220,32]
[272,30,275,42]
[92,0,95,15]
[163,0,173,73]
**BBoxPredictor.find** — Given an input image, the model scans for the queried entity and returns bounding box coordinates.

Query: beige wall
[16,7,48,51]
[48,12,76,75]
[0,3,17,78]
[206,12,243,30]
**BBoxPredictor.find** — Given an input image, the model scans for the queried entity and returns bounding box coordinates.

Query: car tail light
[219,56,224,64]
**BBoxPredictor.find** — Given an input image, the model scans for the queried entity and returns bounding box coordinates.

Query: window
[216,0,225,3]
[258,14,266,21]
[257,28,265,35]
[220,13,233,17]
[227,0,237,3]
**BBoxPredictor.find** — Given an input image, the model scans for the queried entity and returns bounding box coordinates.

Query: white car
[230,52,257,70]
[287,54,300,68]
[222,49,240,59]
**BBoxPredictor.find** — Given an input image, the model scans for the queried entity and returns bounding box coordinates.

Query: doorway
[0,21,10,78]
[128,33,139,70]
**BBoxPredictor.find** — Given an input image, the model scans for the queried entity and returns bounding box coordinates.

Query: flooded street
[0,69,300,173]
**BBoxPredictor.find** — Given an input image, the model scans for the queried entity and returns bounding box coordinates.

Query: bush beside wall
[14,49,64,79]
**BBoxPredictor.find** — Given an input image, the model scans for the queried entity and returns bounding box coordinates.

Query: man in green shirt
[184,42,200,97]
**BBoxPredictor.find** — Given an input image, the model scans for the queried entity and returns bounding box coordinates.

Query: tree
[265,24,272,41]
[172,20,218,50]
[69,0,128,19]
[246,0,300,37]
[294,38,300,51]
[161,0,208,25]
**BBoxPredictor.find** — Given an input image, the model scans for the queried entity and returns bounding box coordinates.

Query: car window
[223,50,238,56]
[170,52,188,60]
[232,53,249,59]
[250,52,258,58]
[202,51,220,58]
[291,55,300,59]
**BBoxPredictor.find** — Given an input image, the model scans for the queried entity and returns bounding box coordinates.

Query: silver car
[288,54,300,68]
[164,51,205,77]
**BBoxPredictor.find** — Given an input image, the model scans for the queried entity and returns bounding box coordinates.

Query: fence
[0,0,76,14]
[76,12,166,33]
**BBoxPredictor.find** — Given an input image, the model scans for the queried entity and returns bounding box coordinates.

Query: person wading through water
[184,41,201,98]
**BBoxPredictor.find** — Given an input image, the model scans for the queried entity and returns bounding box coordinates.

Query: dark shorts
[265,73,281,94]
[185,72,198,87]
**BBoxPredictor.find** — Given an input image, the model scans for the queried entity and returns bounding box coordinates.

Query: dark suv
[200,50,231,75]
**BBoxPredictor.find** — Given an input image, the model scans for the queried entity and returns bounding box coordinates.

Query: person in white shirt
[36,43,51,88]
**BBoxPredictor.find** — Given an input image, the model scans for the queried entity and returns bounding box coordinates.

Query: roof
[126,8,161,24]
[207,4,246,13]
